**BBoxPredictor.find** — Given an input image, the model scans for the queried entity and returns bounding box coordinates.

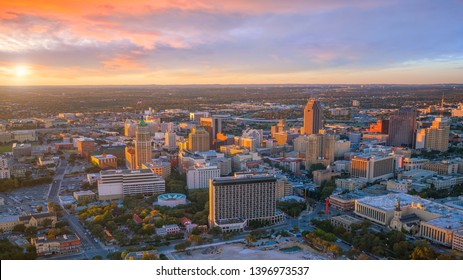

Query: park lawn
[0,145,12,153]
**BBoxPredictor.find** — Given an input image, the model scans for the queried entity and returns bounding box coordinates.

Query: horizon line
[1,82,463,88]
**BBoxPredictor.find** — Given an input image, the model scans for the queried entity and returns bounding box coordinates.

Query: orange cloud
[101,55,146,71]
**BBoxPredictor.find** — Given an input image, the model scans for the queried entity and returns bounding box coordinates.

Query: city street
[45,156,108,259]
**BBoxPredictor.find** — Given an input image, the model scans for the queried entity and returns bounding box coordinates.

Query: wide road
[45,156,108,259]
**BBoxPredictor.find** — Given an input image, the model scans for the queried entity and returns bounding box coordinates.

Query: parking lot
[0,184,49,217]
[60,174,86,195]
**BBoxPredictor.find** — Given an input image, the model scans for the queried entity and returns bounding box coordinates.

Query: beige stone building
[331,215,362,232]
[424,118,450,152]
[355,193,463,249]
[188,127,210,152]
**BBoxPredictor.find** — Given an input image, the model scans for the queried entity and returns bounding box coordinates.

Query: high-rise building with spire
[303,98,323,135]
[134,119,152,169]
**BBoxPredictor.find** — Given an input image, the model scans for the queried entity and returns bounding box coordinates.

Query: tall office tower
[200,117,222,146]
[188,127,210,152]
[388,107,418,148]
[424,118,450,152]
[305,134,335,167]
[135,120,152,169]
[209,174,284,232]
[293,135,308,152]
[124,119,136,137]
[303,98,323,135]
[164,131,177,149]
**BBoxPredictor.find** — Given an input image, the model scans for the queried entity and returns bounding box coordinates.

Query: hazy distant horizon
[1,83,463,88]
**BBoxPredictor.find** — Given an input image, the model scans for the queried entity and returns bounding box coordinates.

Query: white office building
[186,165,221,189]
[98,169,165,200]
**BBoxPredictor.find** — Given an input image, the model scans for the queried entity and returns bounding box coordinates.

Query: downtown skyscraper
[303,98,323,135]
[135,119,152,169]
[388,107,418,148]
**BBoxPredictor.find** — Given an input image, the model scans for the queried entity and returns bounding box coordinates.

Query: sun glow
[14,65,31,77]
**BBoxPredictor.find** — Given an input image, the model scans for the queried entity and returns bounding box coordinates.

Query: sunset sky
[0,0,462,85]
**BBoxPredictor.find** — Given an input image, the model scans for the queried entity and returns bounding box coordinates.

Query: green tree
[36,205,43,213]
[142,252,158,260]
[411,241,436,260]
[42,218,54,228]
[208,226,222,236]
[245,234,256,245]
[13,224,26,233]
[174,242,190,252]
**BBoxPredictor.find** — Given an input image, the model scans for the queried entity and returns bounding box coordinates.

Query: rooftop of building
[91,154,116,159]
[213,174,276,185]
[73,190,96,195]
[402,169,436,178]
[403,157,429,163]
[163,224,180,229]
[352,153,393,160]
[425,214,463,231]
[18,212,56,221]
[34,234,80,244]
[142,161,170,168]
[331,215,362,224]
[101,169,154,175]
[357,193,459,217]
[0,216,19,223]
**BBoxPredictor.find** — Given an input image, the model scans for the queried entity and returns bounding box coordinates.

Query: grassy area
[0,145,12,153]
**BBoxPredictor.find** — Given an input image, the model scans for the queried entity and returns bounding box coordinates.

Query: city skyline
[1,0,463,86]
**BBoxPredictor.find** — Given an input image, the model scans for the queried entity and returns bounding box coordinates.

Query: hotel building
[209,174,284,232]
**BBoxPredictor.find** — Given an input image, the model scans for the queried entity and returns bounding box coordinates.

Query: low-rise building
[386,179,413,193]
[73,190,97,202]
[0,212,57,232]
[354,193,463,248]
[452,229,463,252]
[335,178,367,191]
[423,161,459,175]
[12,143,32,158]
[313,169,339,186]
[91,154,117,170]
[31,234,81,256]
[426,175,463,190]
[329,193,361,211]
[155,224,180,236]
[142,161,171,179]
[331,215,362,232]
[18,212,57,228]
[403,158,430,171]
